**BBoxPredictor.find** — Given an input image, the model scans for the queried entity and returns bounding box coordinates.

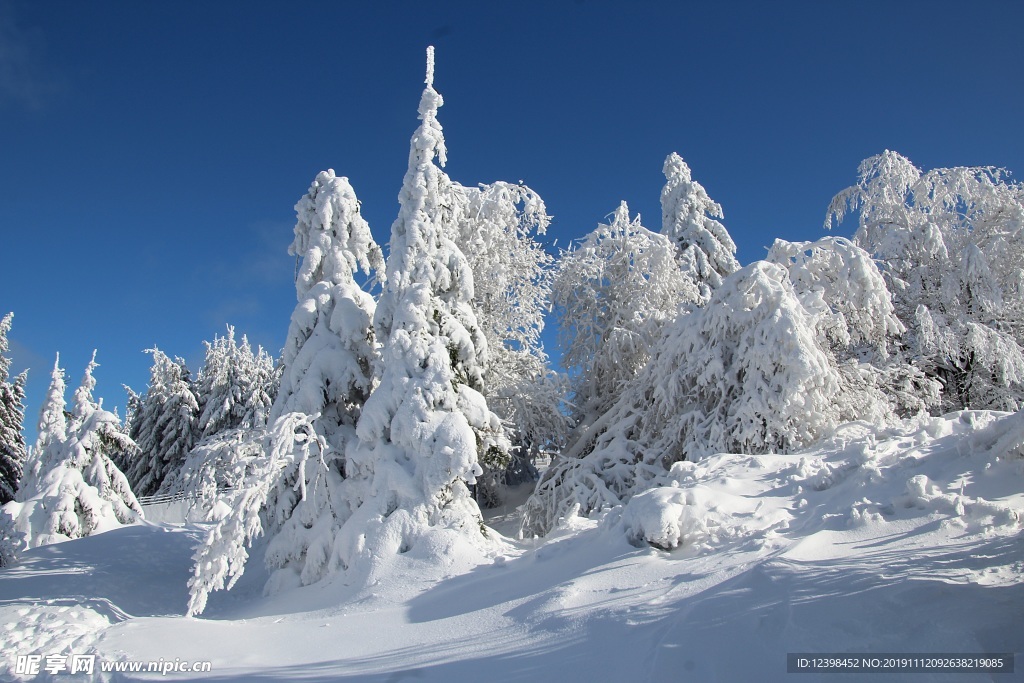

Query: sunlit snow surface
[2,411,1022,681]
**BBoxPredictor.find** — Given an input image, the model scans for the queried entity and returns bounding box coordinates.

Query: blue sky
[2,1,1022,444]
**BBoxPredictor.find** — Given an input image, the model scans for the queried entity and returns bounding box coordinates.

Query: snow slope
[1,410,1022,682]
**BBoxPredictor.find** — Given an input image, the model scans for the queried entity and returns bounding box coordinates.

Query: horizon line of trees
[2,49,1021,612]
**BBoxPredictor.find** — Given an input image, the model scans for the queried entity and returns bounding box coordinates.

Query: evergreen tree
[262,168,383,588]
[19,355,69,495]
[343,45,507,563]
[120,385,143,462]
[195,326,278,440]
[661,153,740,300]
[271,169,383,445]
[162,330,277,498]
[126,348,200,497]
[187,48,522,614]
[3,353,141,551]
[0,313,27,505]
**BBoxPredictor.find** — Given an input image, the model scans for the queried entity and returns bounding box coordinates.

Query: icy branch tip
[426,46,435,88]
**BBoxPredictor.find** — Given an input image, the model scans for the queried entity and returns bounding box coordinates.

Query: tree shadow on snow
[639,533,1024,682]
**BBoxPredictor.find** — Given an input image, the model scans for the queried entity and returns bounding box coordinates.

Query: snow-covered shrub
[621,487,716,551]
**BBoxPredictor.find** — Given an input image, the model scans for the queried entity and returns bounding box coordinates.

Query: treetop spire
[425,45,435,88]
[416,45,446,167]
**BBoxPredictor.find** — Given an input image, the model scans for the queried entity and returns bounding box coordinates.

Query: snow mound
[617,411,1023,562]
[621,486,715,550]
[620,456,790,552]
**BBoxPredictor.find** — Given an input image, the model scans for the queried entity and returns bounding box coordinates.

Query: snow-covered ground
[2,410,1022,682]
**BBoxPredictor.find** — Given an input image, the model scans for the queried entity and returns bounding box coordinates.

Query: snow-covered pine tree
[553,201,695,428]
[126,348,200,497]
[0,313,27,505]
[262,169,383,589]
[164,330,278,500]
[18,356,69,496]
[341,46,507,568]
[661,153,740,300]
[195,326,278,440]
[271,169,383,447]
[184,173,385,609]
[454,181,567,504]
[119,385,143,468]
[3,353,142,551]
[827,151,1024,411]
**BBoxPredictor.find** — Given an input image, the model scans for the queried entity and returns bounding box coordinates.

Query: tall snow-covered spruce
[262,169,384,590]
[340,46,507,569]
[185,197,381,612]
[271,169,383,446]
